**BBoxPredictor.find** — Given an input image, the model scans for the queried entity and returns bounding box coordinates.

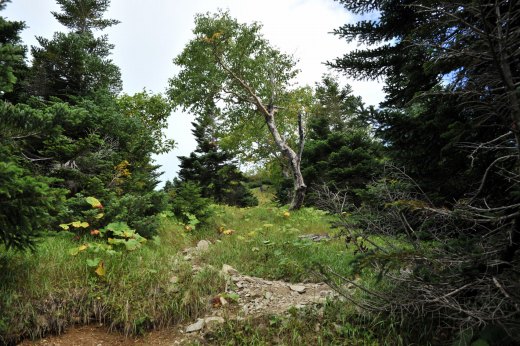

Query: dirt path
[19,240,337,345]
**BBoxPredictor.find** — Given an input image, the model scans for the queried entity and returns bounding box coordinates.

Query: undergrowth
[0,192,391,345]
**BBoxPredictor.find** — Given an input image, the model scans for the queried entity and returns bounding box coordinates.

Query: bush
[105,191,168,238]
[0,146,65,250]
[166,180,212,226]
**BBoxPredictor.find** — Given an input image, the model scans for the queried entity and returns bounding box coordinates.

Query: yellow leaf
[223,229,234,235]
[283,211,291,218]
[78,244,88,252]
[95,261,106,276]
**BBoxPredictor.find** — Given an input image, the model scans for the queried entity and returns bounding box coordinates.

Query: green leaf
[95,213,104,219]
[124,238,141,251]
[86,258,101,267]
[59,223,70,230]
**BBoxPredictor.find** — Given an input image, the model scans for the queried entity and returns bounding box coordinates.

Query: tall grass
[0,219,225,344]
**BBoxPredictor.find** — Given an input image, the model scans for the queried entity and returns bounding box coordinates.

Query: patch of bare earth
[19,240,337,345]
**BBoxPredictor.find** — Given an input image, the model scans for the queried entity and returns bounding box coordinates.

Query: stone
[204,316,225,327]
[289,285,306,293]
[186,318,204,333]
[221,264,239,275]
[196,240,210,251]
[264,291,272,299]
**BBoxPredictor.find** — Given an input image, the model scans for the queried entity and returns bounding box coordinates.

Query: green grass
[0,198,395,345]
[204,302,399,345]
[0,219,225,344]
[196,204,356,282]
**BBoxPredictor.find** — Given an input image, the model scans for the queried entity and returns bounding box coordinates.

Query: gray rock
[186,318,204,333]
[196,240,211,251]
[222,264,239,275]
[204,316,225,327]
[289,285,307,293]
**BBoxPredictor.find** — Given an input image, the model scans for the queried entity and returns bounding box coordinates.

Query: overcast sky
[4,0,384,185]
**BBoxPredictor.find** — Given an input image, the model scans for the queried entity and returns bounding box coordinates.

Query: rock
[289,285,306,293]
[221,264,239,275]
[186,318,204,333]
[264,291,272,299]
[204,316,225,327]
[219,296,228,306]
[197,240,210,251]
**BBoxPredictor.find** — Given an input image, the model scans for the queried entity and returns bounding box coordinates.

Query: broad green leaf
[59,223,70,230]
[124,238,140,251]
[86,258,101,267]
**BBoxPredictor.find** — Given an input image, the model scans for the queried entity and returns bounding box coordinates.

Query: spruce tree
[302,75,383,206]
[178,114,258,207]
[29,0,121,101]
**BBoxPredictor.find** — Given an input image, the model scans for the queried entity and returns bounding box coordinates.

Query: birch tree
[168,11,308,210]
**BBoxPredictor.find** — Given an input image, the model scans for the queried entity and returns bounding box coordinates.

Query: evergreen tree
[331,0,520,340]
[0,0,28,102]
[302,76,384,206]
[29,0,121,101]
[177,114,258,207]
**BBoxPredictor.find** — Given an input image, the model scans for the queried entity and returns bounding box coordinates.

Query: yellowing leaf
[222,229,234,235]
[95,261,106,276]
[95,213,104,219]
[78,244,88,252]
[71,221,88,228]
[59,223,70,230]
[86,196,102,209]
[283,211,291,218]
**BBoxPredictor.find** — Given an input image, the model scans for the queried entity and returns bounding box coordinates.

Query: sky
[4,0,384,185]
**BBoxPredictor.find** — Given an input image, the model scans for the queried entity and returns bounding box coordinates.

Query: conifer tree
[178,113,258,207]
[29,0,121,101]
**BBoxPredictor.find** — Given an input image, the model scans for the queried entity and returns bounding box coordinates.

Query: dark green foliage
[0,0,171,248]
[0,146,64,250]
[164,180,212,225]
[178,114,258,207]
[0,0,28,102]
[104,191,168,238]
[302,76,384,206]
[29,0,121,101]
[330,0,520,341]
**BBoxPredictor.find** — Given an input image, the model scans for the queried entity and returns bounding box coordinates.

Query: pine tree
[178,114,258,207]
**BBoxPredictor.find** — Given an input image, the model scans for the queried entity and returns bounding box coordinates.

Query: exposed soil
[18,239,338,345]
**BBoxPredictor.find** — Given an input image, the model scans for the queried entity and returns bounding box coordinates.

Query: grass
[0,191,399,345]
[197,204,356,282]
[204,302,399,345]
[0,219,225,344]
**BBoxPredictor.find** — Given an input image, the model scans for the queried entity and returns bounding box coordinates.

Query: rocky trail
[19,239,338,345]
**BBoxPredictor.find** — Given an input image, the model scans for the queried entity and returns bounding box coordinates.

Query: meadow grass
[0,219,225,344]
[0,194,399,345]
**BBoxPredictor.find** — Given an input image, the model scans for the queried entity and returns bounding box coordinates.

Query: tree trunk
[263,107,306,210]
